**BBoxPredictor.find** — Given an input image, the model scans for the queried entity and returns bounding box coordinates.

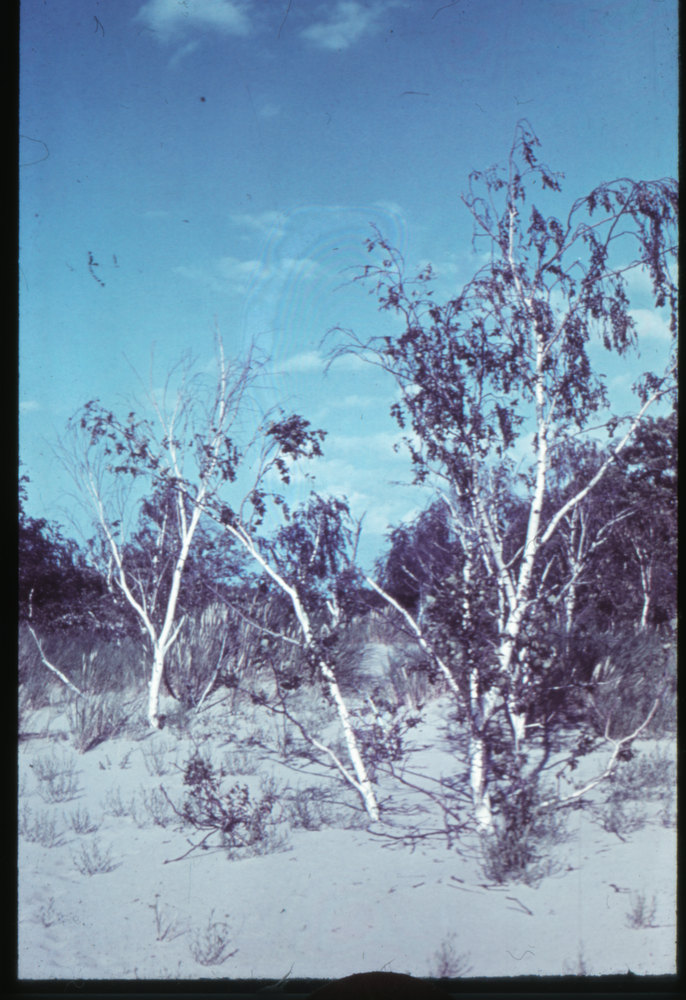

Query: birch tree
[59,337,273,729]
[212,484,381,822]
[329,121,678,827]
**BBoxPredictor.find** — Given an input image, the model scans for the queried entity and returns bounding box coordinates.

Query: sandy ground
[18,677,676,982]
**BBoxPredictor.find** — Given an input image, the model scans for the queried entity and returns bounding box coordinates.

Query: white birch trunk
[148,643,167,728]
[225,525,381,821]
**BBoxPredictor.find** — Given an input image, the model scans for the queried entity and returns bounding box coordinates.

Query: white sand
[18,690,676,981]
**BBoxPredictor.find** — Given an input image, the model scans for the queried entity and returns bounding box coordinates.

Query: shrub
[480,780,570,886]
[605,746,676,804]
[68,693,127,752]
[141,740,174,776]
[101,786,131,818]
[19,805,65,848]
[562,945,592,976]
[31,749,76,784]
[149,896,188,943]
[429,934,472,978]
[626,891,657,929]
[189,909,238,966]
[65,805,99,834]
[18,624,146,701]
[31,751,81,802]
[170,752,289,858]
[596,799,647,839]
[34,898,68,928]
[140,786,174,828]
[584,630,676,739]
[36,770,81,804]
[72,837,119,875]
[285,785,364,831]
[352,708,421,781]
[222,749,259,775]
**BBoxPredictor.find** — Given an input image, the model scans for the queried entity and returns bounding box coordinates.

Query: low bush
[285,785,366,831]
[562,945,592,976]
[149,897,188,943]
[68,693,127,752]
[189,908,238,966]
[596,799,647,839]
[605,746,676,804]
[140,786,174,828]
[31,749,76,784]
[19,805,65,848]
[36,770,81,804]
[479,779,571,887]
[72,837,119,875]
[429,934,472,978]
[101,786,132,818]
[166,752,290,859]
[31,750,81,802]
[222,749,259,775]
[141,740,175,776]
[64,805,99,834]
[625,891,657,929]
[34,897,68,929]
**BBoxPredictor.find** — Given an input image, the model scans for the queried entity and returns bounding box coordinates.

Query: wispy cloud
[135,0,252,42]
[230,210,286,238]
[301,2,384,51]
[168,39,201,66]
[175,254,321,298]
[630,308,673,344]
[20,400,41,413]
[275,349,368,375]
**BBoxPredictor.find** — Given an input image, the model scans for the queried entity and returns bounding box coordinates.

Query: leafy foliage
[175,752,286,857]
[19,473,121,633]
[330,120,677,822]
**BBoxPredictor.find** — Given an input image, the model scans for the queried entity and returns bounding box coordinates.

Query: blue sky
[20,0,678,567]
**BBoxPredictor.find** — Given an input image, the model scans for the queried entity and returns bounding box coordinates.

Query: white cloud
[135,0,252,41]
[20,400,41,413]
[276,349,368,375]
[168,39,201,66]
[630,308,673,344]
[175,254,321,298]
[301,1,383,50]
[230,210,286,238]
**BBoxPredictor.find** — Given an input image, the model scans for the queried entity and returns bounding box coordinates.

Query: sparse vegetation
[34,897,68,928]
[64,805,99,834]
[161,751,290,860]
[189,909,238,966]
[479,780,571,886]
[17,119,677,979]
[284,785,365,831]
[19,805,65,848]
[596,799,647,839]
[100,785,132,818]
[222,749,260,776]
[626,891,658,929]
[429,934,472,978]
[68,693,128,753]
[36,768,81,804]
[140,786,174,828]
[563,945,592,976]
[141,740,175,776]
[605,746,676,803]
[72,837,119,876]
[149,896,188,942]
